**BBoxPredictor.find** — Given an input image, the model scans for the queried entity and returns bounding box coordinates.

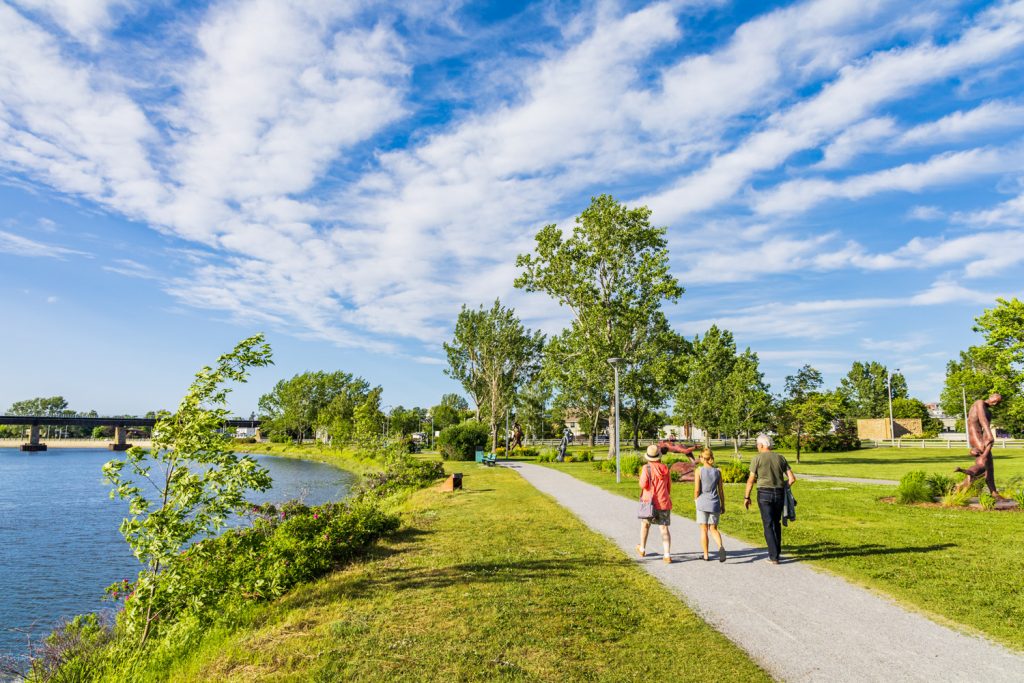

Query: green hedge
[436,421,488,461]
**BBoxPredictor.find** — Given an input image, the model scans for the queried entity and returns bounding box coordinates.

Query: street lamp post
[961,385,970,449]
[887,369,900,446]
[608,358,625,484]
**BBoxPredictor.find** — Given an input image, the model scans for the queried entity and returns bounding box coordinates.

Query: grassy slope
[546,461,1024,651]
[160,464,770,682]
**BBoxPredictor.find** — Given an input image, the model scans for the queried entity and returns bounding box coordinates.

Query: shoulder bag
[637,464,654,518]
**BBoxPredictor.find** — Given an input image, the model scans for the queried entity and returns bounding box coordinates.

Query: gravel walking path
[501,462,1024,682]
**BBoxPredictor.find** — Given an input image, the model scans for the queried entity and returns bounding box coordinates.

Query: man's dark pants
[757,488,785,561]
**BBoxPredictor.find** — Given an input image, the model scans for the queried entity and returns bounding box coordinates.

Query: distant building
[925,402,958,432]
[659,424,705,441]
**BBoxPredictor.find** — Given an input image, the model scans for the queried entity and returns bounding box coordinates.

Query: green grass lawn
[154,464,769,682]
[544,461,1024,651]
[772,446,1024,484]
[564,443,1024,485]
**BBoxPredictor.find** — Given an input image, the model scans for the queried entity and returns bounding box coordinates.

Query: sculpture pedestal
[669,461,696,482]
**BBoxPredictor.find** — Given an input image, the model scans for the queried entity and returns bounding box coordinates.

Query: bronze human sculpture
[954,393,1003,496]
[509,421,524,452]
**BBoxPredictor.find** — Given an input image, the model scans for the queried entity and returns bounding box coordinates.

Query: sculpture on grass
[955,394,1003,497]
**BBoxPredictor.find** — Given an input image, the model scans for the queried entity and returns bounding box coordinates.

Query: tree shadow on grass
[782,540,957,561]
[367,557,624,593]
[803,454,976,466]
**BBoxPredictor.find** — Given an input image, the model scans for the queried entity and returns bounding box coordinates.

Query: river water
[0,448,354,661]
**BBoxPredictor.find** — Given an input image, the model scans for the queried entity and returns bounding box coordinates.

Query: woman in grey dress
[694,448,726,562]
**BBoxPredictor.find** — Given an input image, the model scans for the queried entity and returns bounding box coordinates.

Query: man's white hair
[756,433,773,449]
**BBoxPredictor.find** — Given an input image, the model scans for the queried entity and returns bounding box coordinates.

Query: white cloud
[0,229,87,258]
[754,144,1024,215]
[816,116,898,169]
[9,0,129,46]
[102,258,158,279]
[2,0,1024,362]
[897,99,1024,147]
[682,277,1008,341]
[954,191,1024,227]
[642,0,1024,222]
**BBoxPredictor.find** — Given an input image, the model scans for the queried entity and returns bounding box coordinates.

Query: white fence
[521,437,1024,451]
[860,438,1024,449]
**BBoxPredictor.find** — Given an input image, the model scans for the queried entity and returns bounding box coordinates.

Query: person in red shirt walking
[636,444,673,564]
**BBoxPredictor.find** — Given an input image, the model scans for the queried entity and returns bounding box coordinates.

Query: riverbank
[229,441,386,477]
[139,463,770,681]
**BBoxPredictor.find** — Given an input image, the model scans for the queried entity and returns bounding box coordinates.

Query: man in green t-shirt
[743,434,796,564]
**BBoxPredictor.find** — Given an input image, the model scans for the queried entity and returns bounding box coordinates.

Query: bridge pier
[20,424,47,452]
[108,426,132,451]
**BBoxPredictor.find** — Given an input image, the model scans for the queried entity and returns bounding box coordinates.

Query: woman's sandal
[663,555,672,564]
[635,544,645,558]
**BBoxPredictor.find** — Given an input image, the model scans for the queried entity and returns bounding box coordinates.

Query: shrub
[518,448,540,458]
[942,486,974,508]
[1011,487,1024,508]
[719,461,750,483]
[536,450,556,463]
[233,437,257,445]
[925,473,956,497]
[620,454,643,477]
[436,421,488,461]
[776,423,861,452]
[979,491,997,510]
[896,471,933,504]
[574,450,593,462]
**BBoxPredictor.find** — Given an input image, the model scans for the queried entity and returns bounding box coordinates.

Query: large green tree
[515,377,554,440]
[444,299,544,450]
[316,376,375,443]
[258,371,369,443]
[428,393,468,433]
[621,320,687,449]
[353,387,385,441]
[720,349,773,454]
[7,396,71,438]
[516,194,683,456]
[544,328,607,446]
[941,298,1024,436]
[838,361,907,418]
[776,365,827,463]
[674,326,737,443]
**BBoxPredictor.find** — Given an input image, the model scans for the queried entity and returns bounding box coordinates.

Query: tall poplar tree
[515,194,683,456]
[444,299,545,450]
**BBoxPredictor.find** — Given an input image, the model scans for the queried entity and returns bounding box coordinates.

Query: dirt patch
[880,496,1020,511]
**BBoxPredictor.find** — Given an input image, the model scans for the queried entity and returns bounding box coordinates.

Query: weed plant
[719,461,751,483]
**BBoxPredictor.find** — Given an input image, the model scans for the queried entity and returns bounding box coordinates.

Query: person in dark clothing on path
[744,434,796,564]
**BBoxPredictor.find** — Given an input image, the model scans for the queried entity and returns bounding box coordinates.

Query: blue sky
[2,0,1024,416]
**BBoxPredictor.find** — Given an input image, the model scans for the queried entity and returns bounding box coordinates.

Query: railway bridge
[0,415,261,451]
